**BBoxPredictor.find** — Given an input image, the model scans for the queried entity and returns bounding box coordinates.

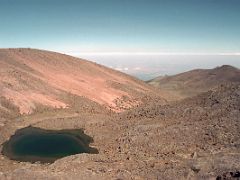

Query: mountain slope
[148,65,240,99]
[117,82,240,179]
[0,48,165,115]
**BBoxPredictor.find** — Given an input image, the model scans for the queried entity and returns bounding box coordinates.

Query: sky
[0,0,240,79]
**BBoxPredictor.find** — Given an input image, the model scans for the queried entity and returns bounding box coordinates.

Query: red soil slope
[0,48,164,114]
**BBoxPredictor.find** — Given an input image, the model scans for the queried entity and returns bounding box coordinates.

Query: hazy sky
[0,0,240,79]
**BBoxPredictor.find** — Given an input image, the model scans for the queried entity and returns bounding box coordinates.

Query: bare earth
[148,65,240,100]
[0,49,239,180]
[0,48,166,115]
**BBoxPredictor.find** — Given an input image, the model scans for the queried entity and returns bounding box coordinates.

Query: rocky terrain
[118,83,240,179]
[0,49,239,180]
[147,65,240,100]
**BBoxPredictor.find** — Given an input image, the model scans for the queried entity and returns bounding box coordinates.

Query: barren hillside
[148,65,240,99]
[0,48,239,179]
[116,82,240,179]
[0,48,165,116]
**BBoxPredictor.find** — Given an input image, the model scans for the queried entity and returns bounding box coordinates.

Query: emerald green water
[1,126,98,163]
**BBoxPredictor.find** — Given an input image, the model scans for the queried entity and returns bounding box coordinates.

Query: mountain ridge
[147,65,240,99]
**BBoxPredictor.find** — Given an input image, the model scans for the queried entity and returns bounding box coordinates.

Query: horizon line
[66,52,240,56]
